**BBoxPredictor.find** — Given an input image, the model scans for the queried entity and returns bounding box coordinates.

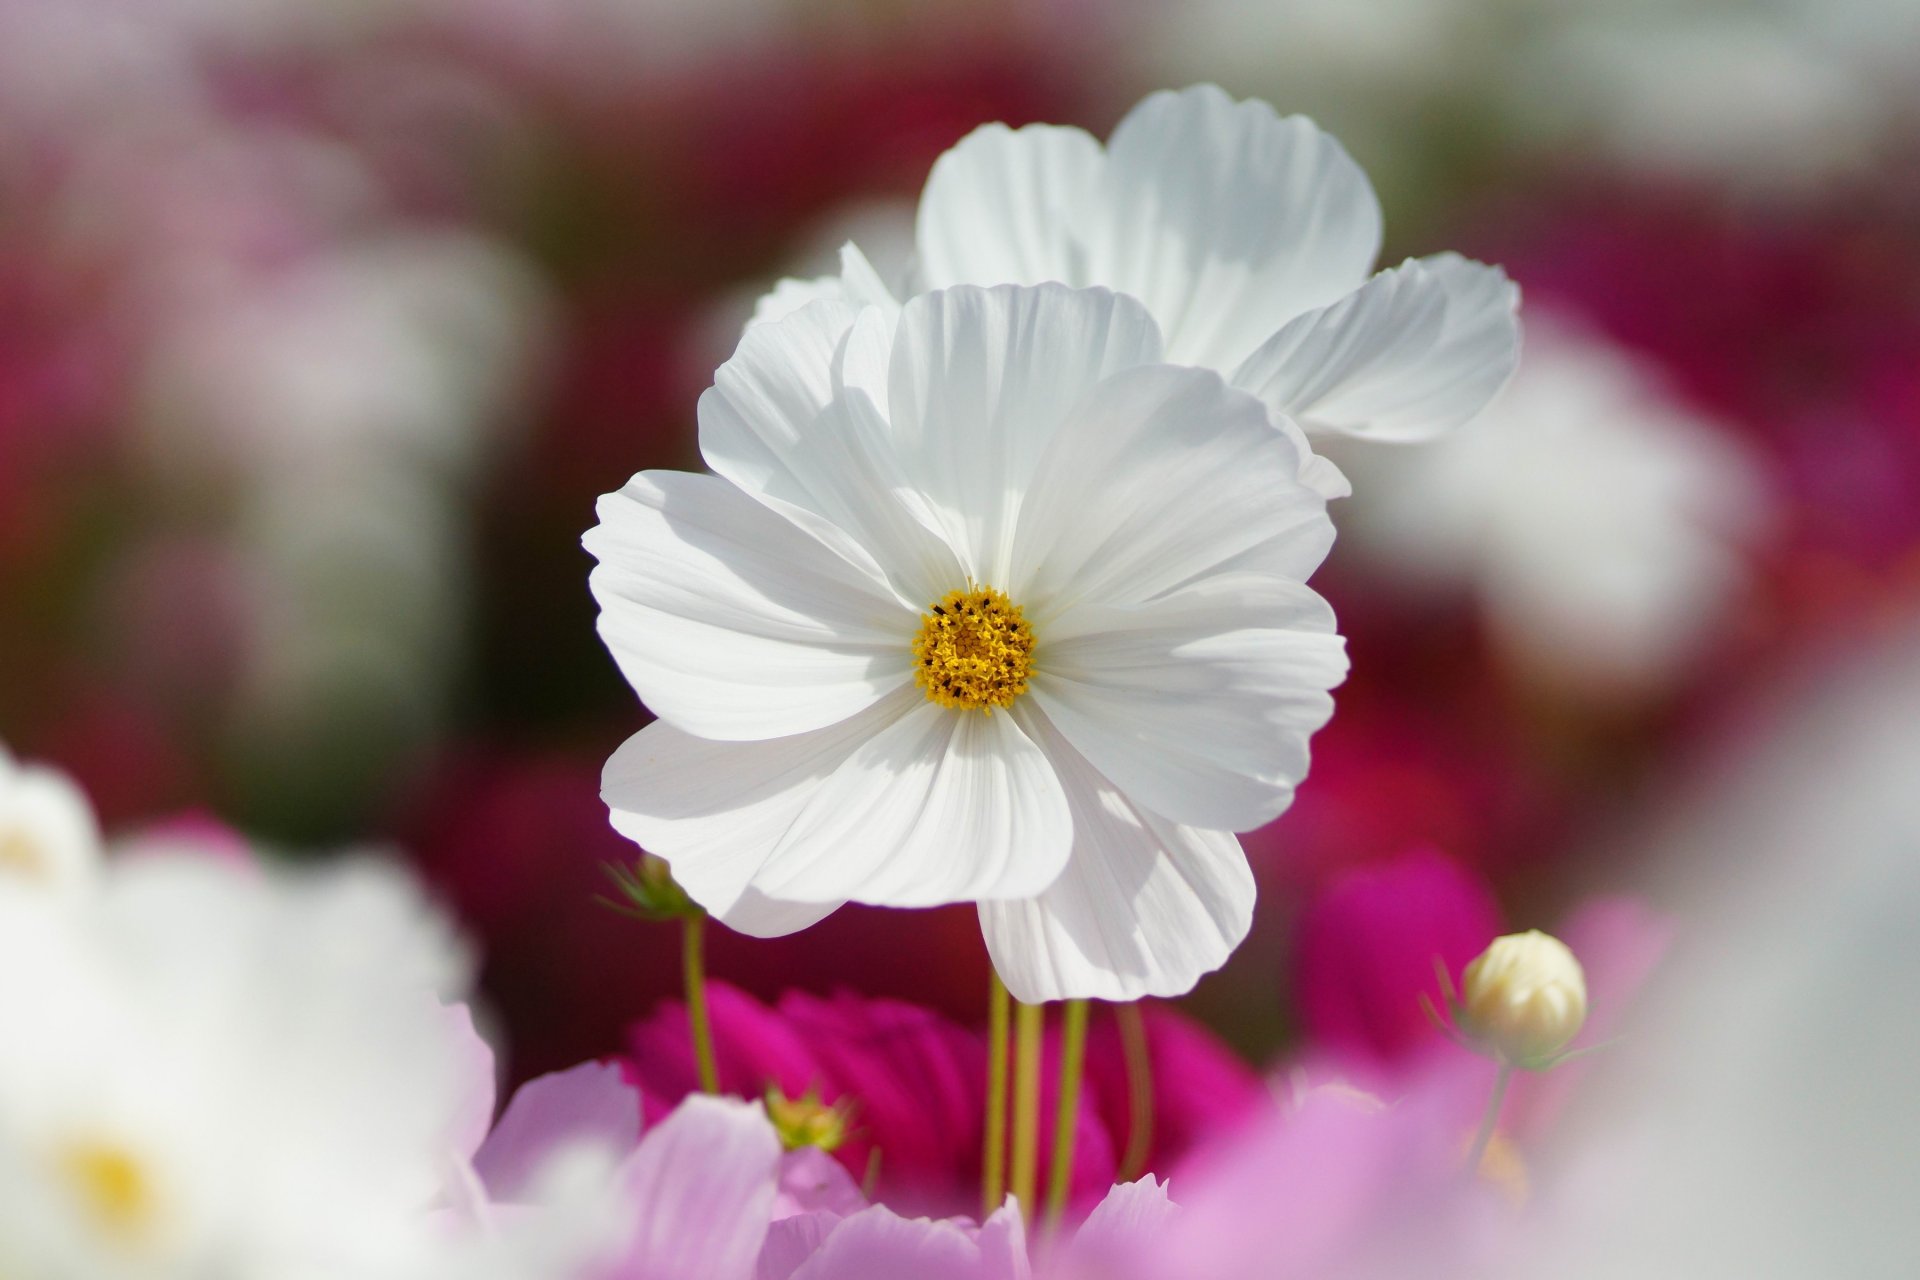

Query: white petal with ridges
[1009,364,1335,614]
[885,284,1164,586]
[917,123,1104,290]
[586,471,915,741]
[1231,253,1522,442]
[749,697,1073,908]
[602,693,914,923]
[700,300,962,606]
[1091,85,1382,370]
[981,710,1256,1003]
[1033,576,1346,831]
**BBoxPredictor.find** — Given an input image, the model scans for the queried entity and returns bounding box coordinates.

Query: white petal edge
[602,692,917,922]
[586,470,915,741]
[1091,84,1384,372]
[1230,253,1522,443]
[1031,575,1348,832]
[916,122,1105,290]
[982,707,1257,1004]
[749,242,903,330]
[700,298,963,607]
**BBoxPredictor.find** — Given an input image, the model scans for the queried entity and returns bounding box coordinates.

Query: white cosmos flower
[754,83,1520,453]
[0,743,103,903]
[588,283,1347,1002]
[1332,315,1772,698]
[0,844,477,1279]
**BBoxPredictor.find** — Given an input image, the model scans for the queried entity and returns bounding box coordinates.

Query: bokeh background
[4,0,1918,1089]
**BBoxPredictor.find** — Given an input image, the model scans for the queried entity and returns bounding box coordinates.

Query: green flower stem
[1114,1001,1155,1183]
[983,973,1011,1216]
[683,913,720,1095]
[1044,999,1090,1236]
[1009,999,1045,1214]
[1465,1062,1513,1174]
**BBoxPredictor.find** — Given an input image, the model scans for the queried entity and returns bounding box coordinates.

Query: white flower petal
[1010,364,1335,614]
[917,122,1105,290]
[886,284,1165,586]
[717,889,845,940]
[617,1095,781,1280]
[1231,253,1522,442]
[982,710,1256,1003]
[0,748,102,899]
[586,470,915,741]
[749,243,901,330]
[1092,84,1383,371]
[1032,576,1346,831]
[602,695,915,922]
[702,298,965,606]
[749,697,1073,908]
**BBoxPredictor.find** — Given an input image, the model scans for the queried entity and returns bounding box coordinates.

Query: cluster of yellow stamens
[911,586,1036,712]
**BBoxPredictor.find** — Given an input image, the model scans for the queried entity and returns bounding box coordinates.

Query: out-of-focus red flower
[1485,182,1920,633]
[624,982,1260,1220]
[1291,847,1504,1065]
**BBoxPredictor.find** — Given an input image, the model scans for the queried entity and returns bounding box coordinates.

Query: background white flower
[589,283,1347,1001]
[0,745,102,902]
[1330,315,1773,698]
[756,83,1521,453]
[0,843,476,1280]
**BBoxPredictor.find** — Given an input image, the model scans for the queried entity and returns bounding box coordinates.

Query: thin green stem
[1114,1001,1155,1183]
[683,913,720,1094]
[983,973,1011,1216]
[1009,999,1045,1215]
[1044,999,1090,1236]
[1465,1063,1513,1174]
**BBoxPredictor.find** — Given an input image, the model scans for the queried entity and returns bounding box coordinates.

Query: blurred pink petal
[773,1147,867,1220]
[614,1094,782,1280]
[475,1059,641,1203]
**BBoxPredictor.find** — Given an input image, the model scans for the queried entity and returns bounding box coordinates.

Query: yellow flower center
[57,1140,158,1247]
[765,1085,854,1154]
[0,827,45,881]
[911,587,1035,712]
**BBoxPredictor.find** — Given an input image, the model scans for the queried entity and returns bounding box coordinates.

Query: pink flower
[625,982,1259,1218]
[1292,847,1503,1064]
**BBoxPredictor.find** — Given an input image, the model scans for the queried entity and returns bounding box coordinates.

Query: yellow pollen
[765,1085,855,1154]
[57,1141,158,1246]
[0,827,45,881]
[911,587,1036,712]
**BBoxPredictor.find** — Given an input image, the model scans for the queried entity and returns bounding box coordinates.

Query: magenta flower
[1292,846,1503,1064]
[625,981,1257,1216]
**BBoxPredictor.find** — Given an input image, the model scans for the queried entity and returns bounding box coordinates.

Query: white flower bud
[1460,930,1588,1067]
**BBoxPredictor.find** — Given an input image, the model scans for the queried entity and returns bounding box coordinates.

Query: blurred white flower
[1510,613,1920,1276]
[0,745,102,902]
[1132,0,1902,194]
[0,842,476,1279]
[1333,316,1772,698]
[591,283,1345,1002]
[758,84,1520,453]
